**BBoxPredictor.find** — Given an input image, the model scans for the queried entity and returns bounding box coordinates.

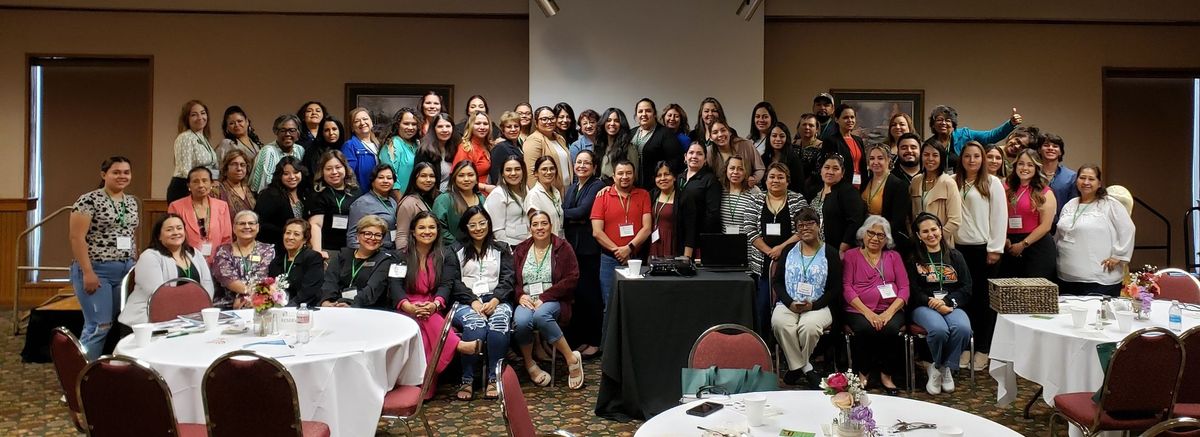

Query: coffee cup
[626,259,643,276]
[743,394,766,426]
[133,323,154,348]
[1115,310,1134,331]
[1070,304,1088,329]
[201,308,220,330]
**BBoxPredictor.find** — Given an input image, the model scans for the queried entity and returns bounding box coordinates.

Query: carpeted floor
[3,313,1068,436]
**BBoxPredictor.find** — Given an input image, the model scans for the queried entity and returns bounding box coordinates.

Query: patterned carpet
[2,313,1067,436]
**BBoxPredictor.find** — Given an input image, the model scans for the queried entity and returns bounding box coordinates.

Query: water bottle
[1170,300,1183,332]
[296,303,312,344]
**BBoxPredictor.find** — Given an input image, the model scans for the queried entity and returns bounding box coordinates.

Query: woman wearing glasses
[843,215,909,395]
[211,210,274,308]
[167,166,232,264]
[770,207,838,388]
[521,106,571,191]
[321,215,402,309]
[249,114,306,193]
[209,150,256,221]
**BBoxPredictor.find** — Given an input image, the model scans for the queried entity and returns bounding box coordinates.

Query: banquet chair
[202,350,331,437]
[380,302,459,435]
[49,327,87,433]
[767,261,836,377]
[147,277,211,323]
[1174,325,1200,418]
[496,360,576,437]
[1155,268,1200,305]
[76,355,207,437]
[843,324,911,392]
[905,322,976,391]
[118,268,135,312]
[689,323,772,372]
[1050,327,1185,436]
[1142,417,1200,436]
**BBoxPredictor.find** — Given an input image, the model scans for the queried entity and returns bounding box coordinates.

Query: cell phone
[686,401,724,417]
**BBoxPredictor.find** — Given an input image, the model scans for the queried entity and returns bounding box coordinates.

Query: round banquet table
[114,308,426,437]
[635,390,1020,436]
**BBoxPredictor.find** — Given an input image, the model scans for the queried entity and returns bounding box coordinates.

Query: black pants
[1000,233,1057,280]
[1058,281,1122,297]
[845,311,906,378]
[959,243,999,353]
[166,177,189,203]
[566,252,603,347]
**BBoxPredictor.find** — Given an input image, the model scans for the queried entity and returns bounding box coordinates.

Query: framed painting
[830,89,924,145]
[344,83,454,130]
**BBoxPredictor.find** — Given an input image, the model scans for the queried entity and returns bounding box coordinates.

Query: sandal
[455,383,474,401]
[526,364,551,387]
[568,351,585,390]
[484,381,499,399]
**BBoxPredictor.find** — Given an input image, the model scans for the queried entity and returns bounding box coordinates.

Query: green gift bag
[1092,342,1117,403]
[681,365,779,397]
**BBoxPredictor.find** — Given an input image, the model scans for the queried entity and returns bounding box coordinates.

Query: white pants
[771,305,833,371]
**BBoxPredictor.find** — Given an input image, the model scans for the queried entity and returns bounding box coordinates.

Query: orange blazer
[167,196,233,262]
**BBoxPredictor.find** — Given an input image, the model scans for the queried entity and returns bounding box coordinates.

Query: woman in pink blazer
[167,166,233,263]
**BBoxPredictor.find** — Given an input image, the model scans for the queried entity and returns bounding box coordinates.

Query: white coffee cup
[133,323,154,347]
[1115,310,1135,331]
[626,259,643,276]
[1070,304,1089,329]
[938,425,964,437]
[743,394,767,426]
[201,308,220,330]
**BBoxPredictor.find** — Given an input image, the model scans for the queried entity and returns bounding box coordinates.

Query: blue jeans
[598,253,621,342]
[70,260,133,361]
[514,301,563,346]
[451,299,512,383]
[911,306,972,370]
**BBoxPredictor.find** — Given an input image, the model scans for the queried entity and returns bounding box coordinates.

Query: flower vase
[254,310,273,337]
[834,409,865,437]
[1133,296,1152,320]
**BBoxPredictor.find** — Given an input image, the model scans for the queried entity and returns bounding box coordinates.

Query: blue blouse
[784,243,828,302]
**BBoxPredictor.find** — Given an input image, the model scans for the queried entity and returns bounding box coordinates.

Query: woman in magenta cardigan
[843,214,910,395]
[512,210,584,389]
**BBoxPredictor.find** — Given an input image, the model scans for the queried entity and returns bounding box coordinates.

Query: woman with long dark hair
[1001,149,1058,280]
[554,102,580,146]
[448,206,515,400]
[216,105,263,164]
[661,103,692,154]
[395,162,439,252]
[761,122,804,193]
[302,116,345,186]
[648,161,680,258]
[631,98,684,189]
[689,97,728,144]
[707,119,764,187]
[596,107,635,184]
[433,160,486,245]
[168,100,217,202]
[821,104,867,190]
[380,107,421,196]
[418,91,444,135]
[121,214,214,327]
[305,150,359,255]
[417,112,457,192]
[563,150,605,358]
[485,156,529,246]
[748,101,778,156]
[453,111,496,193]
[907,213,972,395]
[909,141,962,247]
[253,156,311,249]
[295,101,328,148]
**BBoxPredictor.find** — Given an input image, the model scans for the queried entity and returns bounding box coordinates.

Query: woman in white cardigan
[524,155,565,237]
[953,141,1008,370]
[485,156,531,245]
[119,214,215,327]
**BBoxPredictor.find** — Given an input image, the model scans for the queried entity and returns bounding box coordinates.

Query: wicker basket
[989,278,1059,314]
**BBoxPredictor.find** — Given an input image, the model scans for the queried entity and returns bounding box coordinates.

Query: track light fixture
[736,0,763,21]
[535,0,559,18]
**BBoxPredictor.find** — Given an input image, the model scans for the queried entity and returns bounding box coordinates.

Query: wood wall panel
[0,199,36,307]
[138,198,167,250]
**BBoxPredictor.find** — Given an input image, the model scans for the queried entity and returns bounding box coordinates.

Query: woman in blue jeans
[512,211,584,389]
[68,157,140,360]
[907,212,973,395]
[449,206,514,400]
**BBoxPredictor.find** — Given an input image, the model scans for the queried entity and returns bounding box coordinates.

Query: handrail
[12,205,73,335]
[1131,196,1171,267]
[1187,206,1200,273]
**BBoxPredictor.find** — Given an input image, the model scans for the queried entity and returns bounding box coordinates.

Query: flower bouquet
[250,276,288,336]
[820,371,876,437]
[1121,265,1159,320]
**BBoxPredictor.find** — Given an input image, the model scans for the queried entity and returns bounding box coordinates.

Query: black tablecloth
[594,269,755,421]
[20,308,83,363]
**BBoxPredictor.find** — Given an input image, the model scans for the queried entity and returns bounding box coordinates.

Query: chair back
[148,277,211,323]
[118,268,135,312]
[1156,268,1200,304]
[688,323,772,371]
[77,355,183,437]
[497,360,538,437]
[202,350,304,437]
[1142,417,1200,436]
[1096,327,1184,423]
[49,327,87,432]
[1179,325,1200,404]
[417,302,458,412]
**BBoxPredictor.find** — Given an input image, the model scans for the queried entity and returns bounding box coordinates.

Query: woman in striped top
[745,163,809,336]
[720,155,759,272]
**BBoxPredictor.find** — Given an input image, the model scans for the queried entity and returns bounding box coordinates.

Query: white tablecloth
[635,391,1020,436]
[115,308,426,437]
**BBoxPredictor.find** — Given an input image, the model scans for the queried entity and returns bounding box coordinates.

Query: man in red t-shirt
[590,160,651,335]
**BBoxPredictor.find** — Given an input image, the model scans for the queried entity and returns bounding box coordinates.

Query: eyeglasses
[864,230,887,240]
[235,221,258,227]
[466,221,489,230]
[359,231,384,240]
[537,117,555,122]
[198,218,208,239]
[796,221,819,229]
[277,128,299,134]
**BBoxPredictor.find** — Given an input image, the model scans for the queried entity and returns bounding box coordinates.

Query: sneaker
[941,367,955,393]
[958,351,971,369]
[972,352,990,371]
[925,364,941,395]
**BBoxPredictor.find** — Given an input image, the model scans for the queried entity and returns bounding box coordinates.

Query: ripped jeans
[70,260,133,361]
[450,296,513,383]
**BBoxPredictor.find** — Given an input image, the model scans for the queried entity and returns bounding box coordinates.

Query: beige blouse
[909,173,963,247]
[173,130,218,178]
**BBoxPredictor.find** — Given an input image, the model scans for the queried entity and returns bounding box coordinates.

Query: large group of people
[67,93,1136,401]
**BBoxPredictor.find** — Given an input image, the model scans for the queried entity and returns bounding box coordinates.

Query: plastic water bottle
[296,303,312,344]
[1170,300,1183,332]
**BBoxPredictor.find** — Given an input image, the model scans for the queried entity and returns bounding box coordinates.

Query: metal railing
[1132,196,1171,267]
[12,205,72,335]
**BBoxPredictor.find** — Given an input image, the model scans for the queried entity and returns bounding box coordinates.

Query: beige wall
[0,9,530,199]
[765,21,1200,171]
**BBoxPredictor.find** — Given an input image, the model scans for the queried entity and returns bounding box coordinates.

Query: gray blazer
[119,248,214,326]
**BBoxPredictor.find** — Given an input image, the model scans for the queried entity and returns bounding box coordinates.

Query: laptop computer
[698,233,749,272]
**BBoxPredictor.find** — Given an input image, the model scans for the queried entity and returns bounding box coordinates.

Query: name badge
[363,261,376,268]
[389,230,397,242]
[766,223,782,236]
[1060,230,1076,244]
[1008,216,1023,229]
[332,215,349,230]
[797,282,814,299]
[528,282,545,298]
[210,168,220,180]
[200,242,213,256]
[724,225,740,235]
[388,264,405,278]
[472,281,490,296]
[877,283,897,299]
[116,236,133,250]
[851,173,862,186]
[341,288,358,300]
[651,229,660,243]
[249,255,261,263]
[619,224,635,238]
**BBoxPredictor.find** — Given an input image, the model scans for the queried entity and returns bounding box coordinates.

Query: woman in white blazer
[119,213,215,327]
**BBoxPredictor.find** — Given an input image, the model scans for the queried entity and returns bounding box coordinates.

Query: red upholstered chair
[49,327,87,432]
[1050,327,1185,436]
[379,302,459,435]
[1143,417,1200,437]
[1175,325,1200,418]
[497,360,575,437]
[201,350,331,437]
[1156,268,1200,305]
[147,277,212,323]
[689,323,772,371]
[76,355,206,437]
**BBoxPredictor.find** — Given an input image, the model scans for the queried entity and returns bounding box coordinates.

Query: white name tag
[1008,216,1023,229]
[249,255,261,263]
[878,283,897,299]
[389,230,397,242]
[200,242,212,256]
[651,229,660,243]
[724,225,740,235]
[528,282,545,298]
[210,168,220,180]
[341,288,358,300]
[766,223,782,236]
[116,236,133,250]
[331,215,349,230]
[388,263,405,278]
[619,224,634,238]
[797,282,814,299]
[851,173,862,186]
[933,292,947,301]
[473,282,490,297]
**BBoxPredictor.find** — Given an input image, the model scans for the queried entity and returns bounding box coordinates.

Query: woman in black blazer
[269,219,326,308]
[632,98,684,189]
[562,150,605,357]
[821,104,868,190]
[677,143,722,258]
[811,154,866,257]
[861,144,914,255]
[321,215,400,309]
[254,156,312,249]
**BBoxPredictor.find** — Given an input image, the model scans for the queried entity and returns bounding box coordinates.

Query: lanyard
[961,183,972,201]
[350,258,367,284]
[678,173,692,190]
[653,192,672,228]
[105,193,128,227]
[925,251,945,290]
[374,193,393,210]
[798,243,821,282]
[233,243,255,279]
[616,191,633,223]
[1010,186,1030,208]
[283,254,297,278]
[1071,201,1093,227]
[533,245,551,279]
[180,259,193,279]
[867,179,885,204]
[333,189,348,212]
[866,251,886,280]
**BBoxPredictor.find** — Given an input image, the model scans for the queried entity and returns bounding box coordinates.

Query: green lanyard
[798,243,821,283]
[283,254,297,278]
[181,259,193,279]
[533,246,552,280]
[350,258,367,284]
[105,193,128,227]
[961,183,972,201]
[925,251,945,290]
[867,179,885,205]
[333,189,348,212]
[374,193,393,210]
[1071,202,1093,227]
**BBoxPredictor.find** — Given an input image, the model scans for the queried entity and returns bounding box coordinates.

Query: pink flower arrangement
[820,371,876,434]
[250,276,288,314]
[1122,265,1160,315]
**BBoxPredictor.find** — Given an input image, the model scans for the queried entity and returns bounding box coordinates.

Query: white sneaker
[941,367,955,393]
[972,352,990,371]
[925,364,942,395]
[959,351,971,369]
